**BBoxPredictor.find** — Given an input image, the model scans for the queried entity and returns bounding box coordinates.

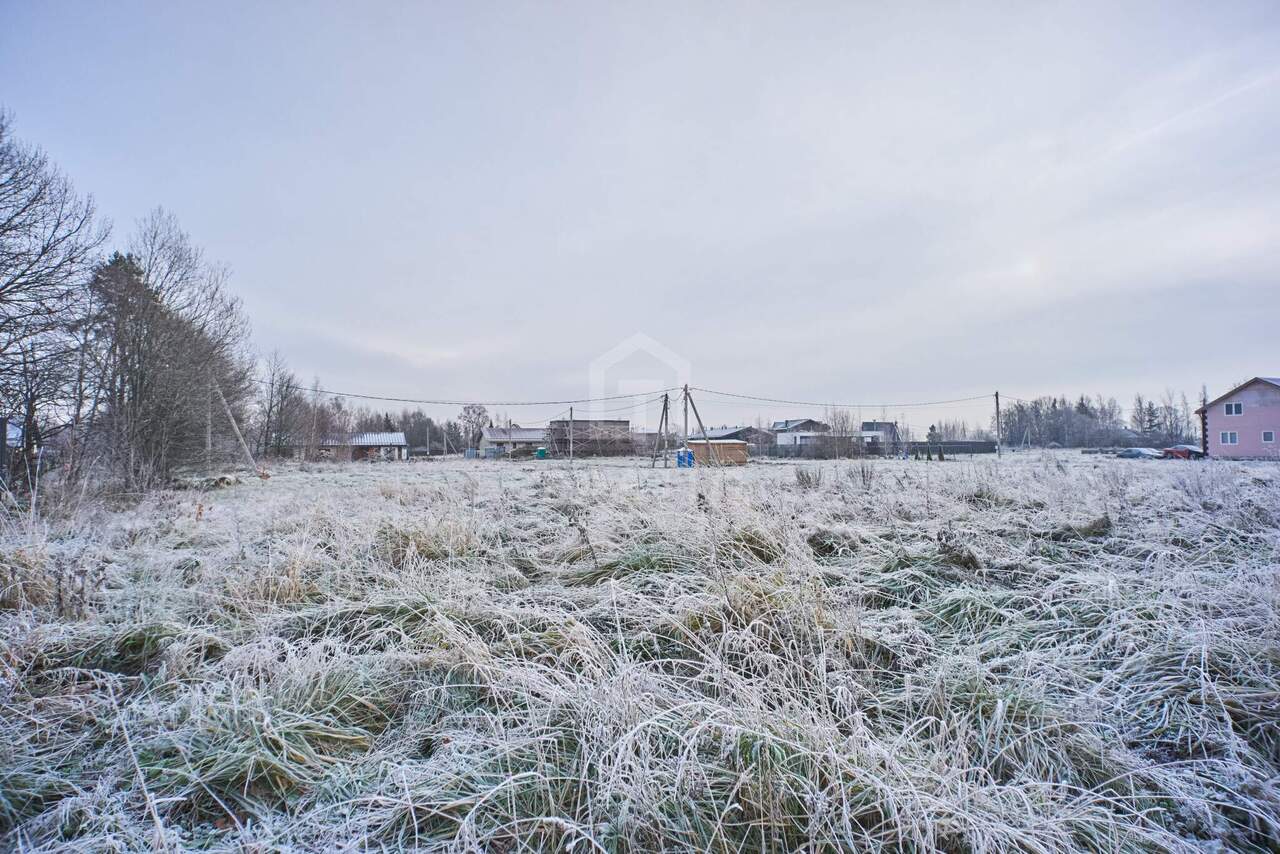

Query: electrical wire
[251,377,681,408]
[253,375,996,416]
[689,386,993,409]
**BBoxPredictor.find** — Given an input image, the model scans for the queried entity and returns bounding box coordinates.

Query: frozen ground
[2,452,1279,851]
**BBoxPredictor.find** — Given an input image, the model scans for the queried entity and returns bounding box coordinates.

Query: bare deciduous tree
[0,113,109,487]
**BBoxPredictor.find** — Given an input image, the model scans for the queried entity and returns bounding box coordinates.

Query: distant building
[313,431,409,461]
[1196,377,1280,459]
[351,432,409,461]
[479,426,546,455]
[547,419,631,456]
[772,418,830,447]
[861,421,902,454]
[771,418,828,434]
[693,426,773,444]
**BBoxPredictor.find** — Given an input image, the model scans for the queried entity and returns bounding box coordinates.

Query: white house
[771,418,829,446]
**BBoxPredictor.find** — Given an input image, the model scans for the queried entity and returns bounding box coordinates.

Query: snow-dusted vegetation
[2,454,1278,851]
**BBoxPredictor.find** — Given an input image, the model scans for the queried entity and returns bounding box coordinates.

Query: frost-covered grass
[1,453,1278,851]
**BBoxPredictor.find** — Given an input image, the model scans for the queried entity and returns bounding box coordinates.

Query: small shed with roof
[350,431,409,461]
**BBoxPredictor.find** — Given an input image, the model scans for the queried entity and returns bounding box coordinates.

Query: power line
[254,377,681,408]
[509,395,669,427]
[253,375,996,414]
[689,386,993,409]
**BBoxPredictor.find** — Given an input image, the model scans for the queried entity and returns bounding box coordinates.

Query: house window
[1264,431,1276,444]
[1220,431,1238,445]
[1224,402,1242,415]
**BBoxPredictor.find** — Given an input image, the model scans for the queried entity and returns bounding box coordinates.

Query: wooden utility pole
[683,388,689,447]
[213,380,260,474]
[206,369,213,472]
[651,393,670,468]
[568,406,574,463]
[685,386,719,466]
[994,391,1002,459]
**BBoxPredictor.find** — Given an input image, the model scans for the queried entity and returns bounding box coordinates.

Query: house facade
[479,426,546,455]
[1196,377,1280,459]
[771,418,829,446]
[860,421,902,454]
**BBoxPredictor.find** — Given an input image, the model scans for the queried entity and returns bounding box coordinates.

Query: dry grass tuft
[1,453,1278,850]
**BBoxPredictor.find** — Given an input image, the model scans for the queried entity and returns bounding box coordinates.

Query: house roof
[697,426,763,440]
[771,418,825,431]
[1195,377,1280,413]
[350,431,407,446]
[481,426,546,442]
[861,421,899,432]
[686,438,748,445]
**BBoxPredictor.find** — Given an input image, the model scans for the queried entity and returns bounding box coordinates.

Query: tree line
[995,392,1200,449]
[2,113,256,493]
[251,351,486,459]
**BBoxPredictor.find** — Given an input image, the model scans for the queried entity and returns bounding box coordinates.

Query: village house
[771,418,830,447]
[695,426,772,444]
[479,426,546,455]
[861,421,902,454]
[1196,377,1280,459]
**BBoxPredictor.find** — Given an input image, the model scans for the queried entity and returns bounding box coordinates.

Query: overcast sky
[3,1,1278,430]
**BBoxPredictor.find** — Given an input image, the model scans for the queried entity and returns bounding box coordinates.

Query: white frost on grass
[1,453,1278,851]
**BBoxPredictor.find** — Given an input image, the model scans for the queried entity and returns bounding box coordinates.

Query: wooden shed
[687,439,749,465]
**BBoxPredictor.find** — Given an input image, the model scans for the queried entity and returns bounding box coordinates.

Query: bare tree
[0,113,109,486]
[254,350,303,458]
[85,210,253,488]
[459,403,488,449]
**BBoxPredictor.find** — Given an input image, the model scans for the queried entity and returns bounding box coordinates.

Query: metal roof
[481,427,547,442]
[699,427,747,439]
[695,426,769,440]
[350,431,407,446]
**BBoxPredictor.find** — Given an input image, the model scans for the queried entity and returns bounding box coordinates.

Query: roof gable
[1196,377,1280,413]
[771,418,825,431]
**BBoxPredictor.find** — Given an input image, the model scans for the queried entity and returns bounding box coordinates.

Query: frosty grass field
[2,452,1278,852]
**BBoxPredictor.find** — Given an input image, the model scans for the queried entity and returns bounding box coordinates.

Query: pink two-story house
[1196,377,1280,459]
